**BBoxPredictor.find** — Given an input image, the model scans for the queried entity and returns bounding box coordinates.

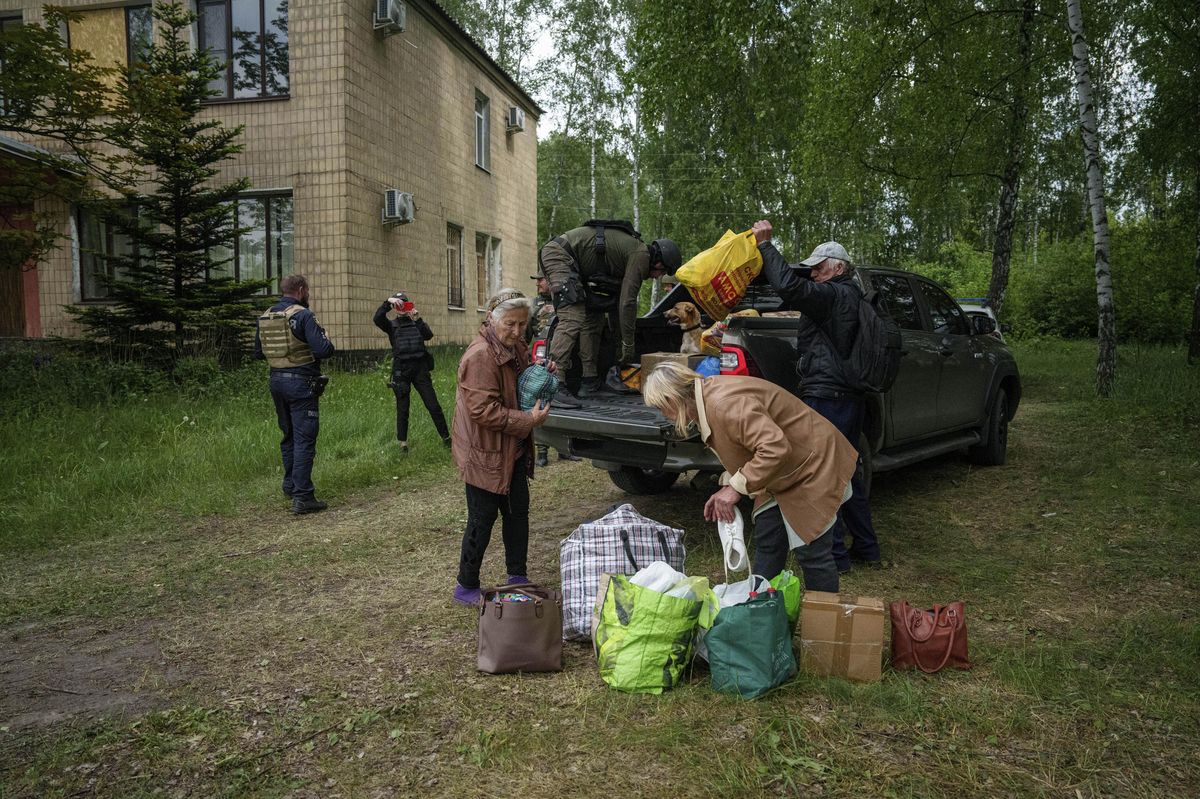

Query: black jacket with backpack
[759,242,864,400]
[373,301,434,369]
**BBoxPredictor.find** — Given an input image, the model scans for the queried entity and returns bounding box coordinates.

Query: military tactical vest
[259,304,315,368]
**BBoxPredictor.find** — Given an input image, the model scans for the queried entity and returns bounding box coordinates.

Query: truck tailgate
[541,394,673,441]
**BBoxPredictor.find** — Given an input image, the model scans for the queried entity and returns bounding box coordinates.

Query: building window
[66,7,149,70]
[0,14,21,115]
[198,0,289,101]
[474,92,490,171]
[209,194,293,293]
[475,234,501,308]
[447,225,464,308]
[78,205,134,302]
[126,5,153,66]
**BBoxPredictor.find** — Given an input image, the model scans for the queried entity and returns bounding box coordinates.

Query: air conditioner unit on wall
[373,0,405,35]
[382,190,414,225]
[505,107,526,133]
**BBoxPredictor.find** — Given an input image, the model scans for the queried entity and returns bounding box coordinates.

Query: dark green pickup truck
[536,267,1021,495]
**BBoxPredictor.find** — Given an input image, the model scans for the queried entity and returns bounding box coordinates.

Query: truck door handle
[938,347,953,357]
[900,349,910,357]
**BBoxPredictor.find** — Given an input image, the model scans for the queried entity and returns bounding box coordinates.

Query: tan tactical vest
[259,304,315,368]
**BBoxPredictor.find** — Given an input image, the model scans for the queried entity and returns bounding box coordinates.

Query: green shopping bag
[770,570,802,626]
[594,574,703,694]
[705,589,797,699]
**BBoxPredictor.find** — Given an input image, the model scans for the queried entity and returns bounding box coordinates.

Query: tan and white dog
[665,301,704,354]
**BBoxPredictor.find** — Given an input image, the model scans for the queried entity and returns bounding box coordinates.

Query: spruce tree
[69,2,266,361]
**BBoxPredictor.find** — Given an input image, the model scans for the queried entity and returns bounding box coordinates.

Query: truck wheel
[608,467,680,495]
[968,388,1009,466]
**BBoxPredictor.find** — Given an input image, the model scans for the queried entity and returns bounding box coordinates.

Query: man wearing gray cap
[750,220,882,573]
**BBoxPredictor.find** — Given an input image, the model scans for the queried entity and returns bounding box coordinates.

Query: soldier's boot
[577,376,603,397]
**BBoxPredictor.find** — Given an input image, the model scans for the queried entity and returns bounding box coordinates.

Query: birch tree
[1067,0,1117,395]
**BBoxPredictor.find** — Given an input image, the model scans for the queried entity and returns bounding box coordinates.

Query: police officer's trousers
[269,372,320,500]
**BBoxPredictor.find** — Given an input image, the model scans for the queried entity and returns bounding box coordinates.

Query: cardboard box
[639,352,708,377]
[799,591,885,682]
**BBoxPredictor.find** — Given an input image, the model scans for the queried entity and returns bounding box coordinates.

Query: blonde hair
[642,361,702,437]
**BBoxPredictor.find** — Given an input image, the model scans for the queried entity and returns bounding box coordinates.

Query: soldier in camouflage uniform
[529,270,579,467]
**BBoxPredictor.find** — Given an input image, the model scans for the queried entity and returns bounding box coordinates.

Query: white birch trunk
[1189,166,1200,364]
[1067,0,1117,396]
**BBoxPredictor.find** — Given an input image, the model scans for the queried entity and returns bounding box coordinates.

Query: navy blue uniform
[254,296,335,500]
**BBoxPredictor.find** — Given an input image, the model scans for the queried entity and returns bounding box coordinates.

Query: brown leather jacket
[451,329,536,493]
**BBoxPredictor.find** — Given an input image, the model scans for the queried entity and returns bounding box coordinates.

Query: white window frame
[474,92,490,171]
[474,233,502,309]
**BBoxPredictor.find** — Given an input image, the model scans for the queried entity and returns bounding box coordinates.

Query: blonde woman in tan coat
[643,362,858,591]
[450,290,552,605]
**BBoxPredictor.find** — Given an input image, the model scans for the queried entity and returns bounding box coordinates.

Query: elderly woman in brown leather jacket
[450,289,552,605]
[643,362,857,592]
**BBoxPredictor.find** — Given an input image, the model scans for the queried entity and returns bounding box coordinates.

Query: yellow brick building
[0,0,540,348]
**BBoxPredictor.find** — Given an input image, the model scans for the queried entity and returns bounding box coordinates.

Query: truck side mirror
[970,314,997,336]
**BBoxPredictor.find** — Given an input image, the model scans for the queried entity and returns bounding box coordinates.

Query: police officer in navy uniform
[254,274,336,514]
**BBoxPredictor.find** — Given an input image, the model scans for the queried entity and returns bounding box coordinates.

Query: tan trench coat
[697,376,857,543]
[451,330,536,494]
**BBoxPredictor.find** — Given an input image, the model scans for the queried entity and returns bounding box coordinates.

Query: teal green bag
[705,589,797,699]
[770,570,802,626]
[594,575,703,694]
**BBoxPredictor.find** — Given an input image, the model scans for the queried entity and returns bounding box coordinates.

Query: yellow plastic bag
[675,229,763,321]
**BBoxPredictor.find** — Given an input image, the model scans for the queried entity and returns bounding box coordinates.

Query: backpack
[820,288,902,394]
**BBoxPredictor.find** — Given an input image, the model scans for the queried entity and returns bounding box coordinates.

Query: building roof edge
[414,0,545,118]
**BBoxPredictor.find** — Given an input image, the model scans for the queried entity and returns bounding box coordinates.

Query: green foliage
[0,345,465,552]
[0,7,108,268]
[0,7,113,148]
[0,344,171,418]
[904,240,993,298]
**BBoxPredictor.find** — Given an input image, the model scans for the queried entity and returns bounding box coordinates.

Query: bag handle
[479,584,549,619]
[619,529,673,572]
[907,604,962,674]
[620,530,640,571]
[482,583,546,603]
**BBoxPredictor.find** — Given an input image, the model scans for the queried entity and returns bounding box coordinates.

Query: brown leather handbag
[477,583,563,674]
[889,601,972,673]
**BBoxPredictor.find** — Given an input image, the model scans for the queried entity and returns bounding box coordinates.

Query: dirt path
[0,459,654,735]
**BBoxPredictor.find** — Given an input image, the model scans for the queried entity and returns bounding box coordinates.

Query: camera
[389,292,415,313]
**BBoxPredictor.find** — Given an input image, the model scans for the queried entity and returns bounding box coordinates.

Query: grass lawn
[1,339,1198,798]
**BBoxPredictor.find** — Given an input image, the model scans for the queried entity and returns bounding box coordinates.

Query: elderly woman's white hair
[486,288,531,321]
[642,361,703,437]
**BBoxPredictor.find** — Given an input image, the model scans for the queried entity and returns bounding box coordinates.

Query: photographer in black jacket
[752,220,881,572]
[373,292,451,452]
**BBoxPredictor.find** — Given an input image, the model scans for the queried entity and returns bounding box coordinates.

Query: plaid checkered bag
[517,363,559,411]
[559,503,686,641]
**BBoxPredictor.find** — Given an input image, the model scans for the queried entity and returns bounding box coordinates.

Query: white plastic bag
[630,560,687,594]
[712,575,769,608]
